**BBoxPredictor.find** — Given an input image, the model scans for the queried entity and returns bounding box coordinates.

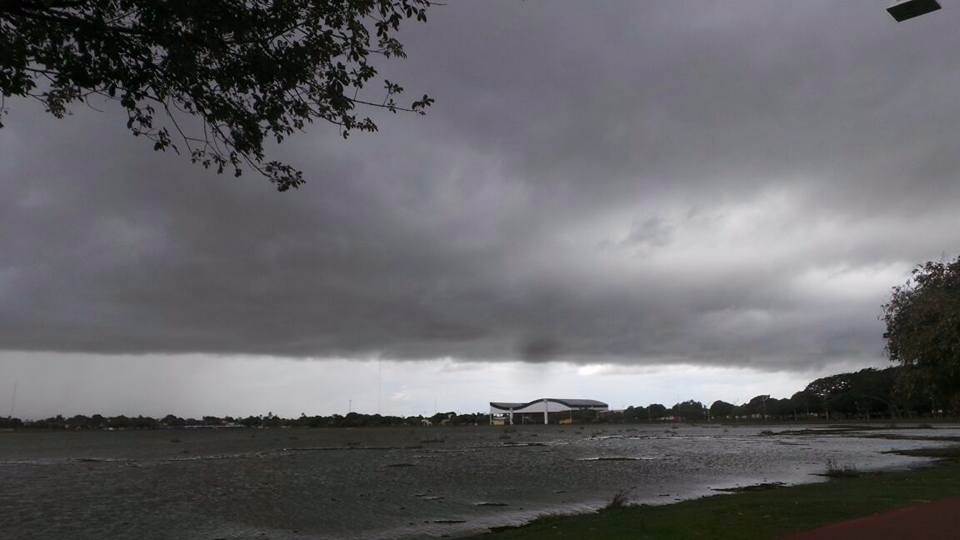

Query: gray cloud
[1,1,959,371]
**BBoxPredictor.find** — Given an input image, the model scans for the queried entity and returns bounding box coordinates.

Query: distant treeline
[615,365,950,423]
[0,410,487,431]
[1,365,954,430]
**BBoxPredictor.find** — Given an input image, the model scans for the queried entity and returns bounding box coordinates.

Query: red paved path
[783,498,960,540]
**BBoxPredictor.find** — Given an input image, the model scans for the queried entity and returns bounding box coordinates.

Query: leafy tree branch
[0,0,436,190]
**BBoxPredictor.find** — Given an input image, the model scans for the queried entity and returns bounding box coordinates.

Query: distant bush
[823,458,860,478]
[602,490,632,511]
[0,416,23,429]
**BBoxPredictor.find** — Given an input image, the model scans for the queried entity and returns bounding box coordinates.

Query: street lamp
[887,0,942,21]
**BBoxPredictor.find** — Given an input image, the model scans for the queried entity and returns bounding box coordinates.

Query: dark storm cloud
[1,1,959,370]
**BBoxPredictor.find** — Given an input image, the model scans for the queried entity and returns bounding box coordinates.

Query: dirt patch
[760,428,857,437]
[884,446,960,460]
[761,425,944,438]
[861,433,960,442]
[713,482,785,493]
[783,498,960,540]
[577,456,642,462]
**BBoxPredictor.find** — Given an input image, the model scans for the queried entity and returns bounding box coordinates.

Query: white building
[489,398,608,425]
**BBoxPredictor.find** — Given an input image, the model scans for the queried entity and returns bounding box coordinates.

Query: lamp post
[887,0,942,21]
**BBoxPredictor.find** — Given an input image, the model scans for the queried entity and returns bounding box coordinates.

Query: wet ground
[1,424,958,539]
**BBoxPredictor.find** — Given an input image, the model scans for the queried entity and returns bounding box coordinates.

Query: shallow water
[1,424,956,539]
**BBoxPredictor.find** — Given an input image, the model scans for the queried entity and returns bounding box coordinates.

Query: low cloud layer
[2,1,958,371]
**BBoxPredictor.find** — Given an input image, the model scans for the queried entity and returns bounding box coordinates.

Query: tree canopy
[0,0,434,190]
[672,399,705,421]
[882,256,960,406]
[708,400,735,419]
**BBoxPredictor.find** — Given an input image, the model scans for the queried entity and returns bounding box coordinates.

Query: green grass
[474,458,960,540]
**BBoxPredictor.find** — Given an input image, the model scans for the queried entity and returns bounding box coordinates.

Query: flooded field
[1,424,958,539]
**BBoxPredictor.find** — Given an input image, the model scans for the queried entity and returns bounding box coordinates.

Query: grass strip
[473,456,960,539]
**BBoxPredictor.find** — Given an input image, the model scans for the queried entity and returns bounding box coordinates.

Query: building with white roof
[489,398,608,424]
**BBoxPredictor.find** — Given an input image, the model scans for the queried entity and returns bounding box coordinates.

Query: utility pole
[888,0,941,22]
[8,381,16,418]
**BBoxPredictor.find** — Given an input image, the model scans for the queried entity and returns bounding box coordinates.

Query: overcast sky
[2,1,958,418]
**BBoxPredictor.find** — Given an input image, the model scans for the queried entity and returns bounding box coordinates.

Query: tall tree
[708,400,735,419]
[0,0,435,190]
[672,400,706,422]
[646,403,667,420]
[882,257,960,411]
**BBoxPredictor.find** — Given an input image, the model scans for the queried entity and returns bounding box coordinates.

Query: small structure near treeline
[489,398,609,425]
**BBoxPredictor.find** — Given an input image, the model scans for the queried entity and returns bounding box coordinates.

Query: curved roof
[489,398,608,410]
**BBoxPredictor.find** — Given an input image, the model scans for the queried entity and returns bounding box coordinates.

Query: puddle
[2,424,958,539]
